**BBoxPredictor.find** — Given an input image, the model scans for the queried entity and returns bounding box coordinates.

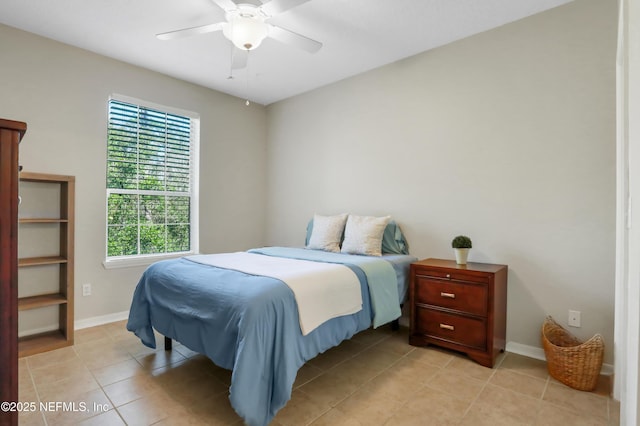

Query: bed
[127,216,416,426]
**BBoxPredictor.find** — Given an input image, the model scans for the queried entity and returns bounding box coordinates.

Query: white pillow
[306,213,348,253]
[341,215,391,256]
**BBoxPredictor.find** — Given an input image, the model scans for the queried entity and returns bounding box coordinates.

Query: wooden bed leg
[391,319,400,331]
[164,336,172,351]
[390,303,403,331]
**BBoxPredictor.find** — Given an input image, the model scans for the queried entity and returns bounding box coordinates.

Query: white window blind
[106,98,198,260]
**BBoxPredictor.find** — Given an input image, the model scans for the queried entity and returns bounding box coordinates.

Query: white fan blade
[261,0,312,16]
[267,24,322,53]
[210,0,237,11]
[157,22,224,40]
[232,48,248,70]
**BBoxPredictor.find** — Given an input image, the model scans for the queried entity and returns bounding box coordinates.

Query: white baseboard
[506,341,614,376]
[74,310,129,330]
[398,316,410,328]
[69,314,616,376]
[506,341,547,361]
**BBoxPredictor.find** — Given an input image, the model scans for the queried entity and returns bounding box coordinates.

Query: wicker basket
[541,316,604,391]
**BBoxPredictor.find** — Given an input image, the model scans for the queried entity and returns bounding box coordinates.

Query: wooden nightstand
[409,258,508,368]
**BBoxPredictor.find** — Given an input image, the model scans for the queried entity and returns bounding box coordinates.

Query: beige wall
[266,0,617,362]
[0,0,618,364]
[0,24,268,325]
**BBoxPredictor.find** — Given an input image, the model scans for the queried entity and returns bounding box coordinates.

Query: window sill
[102,252,195,270]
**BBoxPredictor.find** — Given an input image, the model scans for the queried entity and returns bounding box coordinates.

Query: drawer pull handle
[446,274,451,279]
[440,292,456,299]
[440,323,454,331]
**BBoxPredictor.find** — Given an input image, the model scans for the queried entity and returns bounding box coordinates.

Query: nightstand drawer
[414,276,487,316]
[413,266,490,284]
[416,308,487,350]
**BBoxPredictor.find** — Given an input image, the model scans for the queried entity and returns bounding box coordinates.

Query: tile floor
[17,321,619,425]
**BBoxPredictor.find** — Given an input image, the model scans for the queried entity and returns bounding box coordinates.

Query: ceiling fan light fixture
[223,14,269,51]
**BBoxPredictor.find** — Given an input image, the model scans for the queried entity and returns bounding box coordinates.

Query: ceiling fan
[157,0,322,69]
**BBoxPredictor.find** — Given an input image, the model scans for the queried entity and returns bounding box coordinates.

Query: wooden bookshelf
[19,218,68,224]
[18,256,68,267]
[18,172,75,357]
[18,330,69,358]
[18,293,67,311]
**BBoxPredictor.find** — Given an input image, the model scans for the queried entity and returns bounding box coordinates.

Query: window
[105,96,199,265]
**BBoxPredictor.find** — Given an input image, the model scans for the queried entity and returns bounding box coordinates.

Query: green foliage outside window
[107,100,192,258]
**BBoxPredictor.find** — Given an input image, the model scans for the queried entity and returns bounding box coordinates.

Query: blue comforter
[127,248,402,426]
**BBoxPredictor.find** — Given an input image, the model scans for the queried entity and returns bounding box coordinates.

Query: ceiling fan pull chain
[227,44,235,80]
[245,49,251,106]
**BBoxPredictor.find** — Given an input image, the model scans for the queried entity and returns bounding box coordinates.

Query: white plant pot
[454,248,470,265]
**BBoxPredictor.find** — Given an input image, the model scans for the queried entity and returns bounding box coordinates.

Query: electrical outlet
[568,310,581,327]
[82,283,91,297]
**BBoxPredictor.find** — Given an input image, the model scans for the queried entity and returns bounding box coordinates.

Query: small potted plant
[451,235,472,265]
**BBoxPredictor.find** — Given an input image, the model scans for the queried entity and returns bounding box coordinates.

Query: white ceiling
[0,0,571,105]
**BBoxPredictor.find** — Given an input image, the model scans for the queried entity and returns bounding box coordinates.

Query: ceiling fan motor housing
[222,4,269,50]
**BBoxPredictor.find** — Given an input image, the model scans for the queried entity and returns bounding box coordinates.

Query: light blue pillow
[381,220,410,255]
[305,218,409,255]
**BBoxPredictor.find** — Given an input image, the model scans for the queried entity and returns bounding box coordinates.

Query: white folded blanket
[186,252,363,335]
